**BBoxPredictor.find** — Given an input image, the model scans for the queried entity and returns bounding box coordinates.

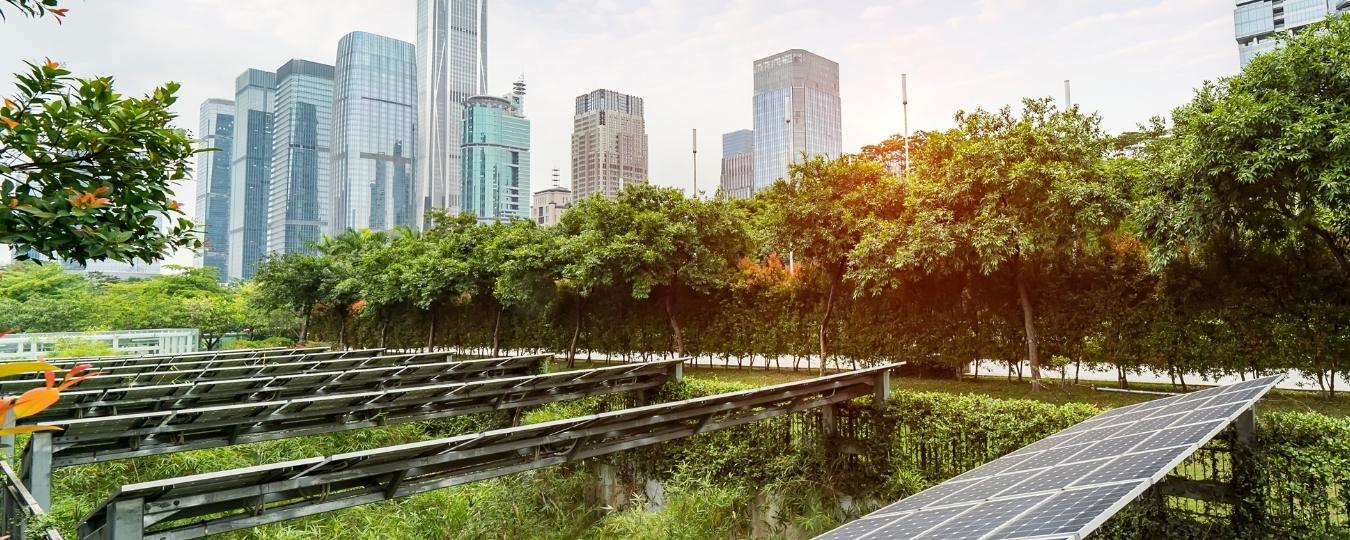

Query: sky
[0,0,1240,267]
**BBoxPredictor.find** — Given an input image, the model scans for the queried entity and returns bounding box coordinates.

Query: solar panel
[814,374,1283,540]
[41,346,330,369]
[75,364,900,540]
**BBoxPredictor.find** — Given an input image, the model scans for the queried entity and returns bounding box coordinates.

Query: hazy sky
[1,0,1238,265]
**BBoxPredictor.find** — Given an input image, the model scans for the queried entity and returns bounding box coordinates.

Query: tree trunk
[567,297,584,368]
[379,315,390,348]
[300,304,313,343]
[337,313,347,349]
[664,287,685,357]
[425,306,437,351]
[492,306,504,356]
[1014,258,1044,389]
[818,266,842,376]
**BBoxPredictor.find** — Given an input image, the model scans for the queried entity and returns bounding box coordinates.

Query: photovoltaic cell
[813,375,1283,540]
[910,495,1047,540]
[984,482,1143,540]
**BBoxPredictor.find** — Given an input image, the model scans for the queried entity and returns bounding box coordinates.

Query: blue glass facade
[228,69,275,281]
[194,99,234,281]
[719,129,754,200]
[1235,0,1350,66]
[461,91,530,222]
[267,59,334,255]
[332,32,418,233]
[751,49,841,192]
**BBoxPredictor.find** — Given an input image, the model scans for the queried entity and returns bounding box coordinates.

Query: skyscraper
[461,81,530,222]
[751,49,841,192]
[228,69,276,281]
[1234,0,1350,66]
[570,89,648,200]
[416,0,487,226]
[719,129,754,199]
[267,59,334,255]
[331,32,418,233]
[194,98,234,281]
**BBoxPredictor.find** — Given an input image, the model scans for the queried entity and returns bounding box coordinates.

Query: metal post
[821,404,837,437]
[901,73,910,177]
[691,128,698,199]
[873,370,891,411]
[668,361,683,383]
[1235,408,1255,445]
[25,432,52,511]
[106,498,145,540]
[1,409,13,463]
[1064,79,1071,109]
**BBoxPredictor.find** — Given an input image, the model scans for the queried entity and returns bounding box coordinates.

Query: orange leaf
[1,97,13,111]
[0,425,62,436]
[12,387,59,418]
[43,57,60,70]
[0,116,17,130]
[0,361,58,378]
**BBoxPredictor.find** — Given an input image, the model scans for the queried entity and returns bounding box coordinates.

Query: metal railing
[1,460,63,540]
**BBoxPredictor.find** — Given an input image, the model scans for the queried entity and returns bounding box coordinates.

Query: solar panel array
[40,346,329,368]
[74,364,899,540]
[815,375,1283,540]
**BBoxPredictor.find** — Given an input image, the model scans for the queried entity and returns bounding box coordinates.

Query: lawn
[569,360,1350,417]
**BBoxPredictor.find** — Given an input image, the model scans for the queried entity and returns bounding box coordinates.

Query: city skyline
[1,0,1242,266]
[416,0,487,225]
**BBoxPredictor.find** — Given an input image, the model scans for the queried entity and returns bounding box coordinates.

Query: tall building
[461,81,530,222]
[194,98,234,281]
[228,69,276,281]
[719,129,754,199]
[266,59,334,255]
[331,32,418,233]
[416,0,487,226]
[751,49,841,192]
[1235,0,1350,66]
[570,89,648,200]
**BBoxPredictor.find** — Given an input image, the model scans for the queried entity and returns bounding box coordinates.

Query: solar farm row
[75,364,900,540]
[814,375,1283,540]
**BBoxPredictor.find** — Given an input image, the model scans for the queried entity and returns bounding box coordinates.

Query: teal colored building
[461,82,530,222]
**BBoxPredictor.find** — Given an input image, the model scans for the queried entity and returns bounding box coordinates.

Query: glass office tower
[461,82,530,222]
[228,69,275,281]
[1235,0,1350,66]
[267,59,334,255]
[194,98,234,281]
[751,49,841,192]
[331,32,418,233]
[719,129,754,199]
[416,0,487,225]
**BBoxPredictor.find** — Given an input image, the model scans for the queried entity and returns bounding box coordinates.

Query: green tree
[1136,15,1350,280]
[1,3,198,263]
[852,99,1127,387]
[758,154,897,374]
[251,253,338,342]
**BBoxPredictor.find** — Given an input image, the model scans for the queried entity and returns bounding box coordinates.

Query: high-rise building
[331,32,418,233]
[719,129,754,199]
[267,60,334,256]
[194,98,234,281]
[228,69,276,281]
[570,89,648,200]
[751,49,841,192]
[1234,0,1350,66]
[461,81,530,222]
[416,0,487,226]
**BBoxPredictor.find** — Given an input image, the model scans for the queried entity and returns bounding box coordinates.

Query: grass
[572,360,1350,417]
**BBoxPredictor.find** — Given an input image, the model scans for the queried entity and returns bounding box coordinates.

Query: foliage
[0,59,198,264]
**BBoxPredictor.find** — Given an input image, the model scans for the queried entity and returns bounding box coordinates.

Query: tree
[559,185,747,358]
[1,1,198,263]
[250,253,338,342]
[759,154,897,374]
[1136,16,1350,281]
[852,99,1127,387]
